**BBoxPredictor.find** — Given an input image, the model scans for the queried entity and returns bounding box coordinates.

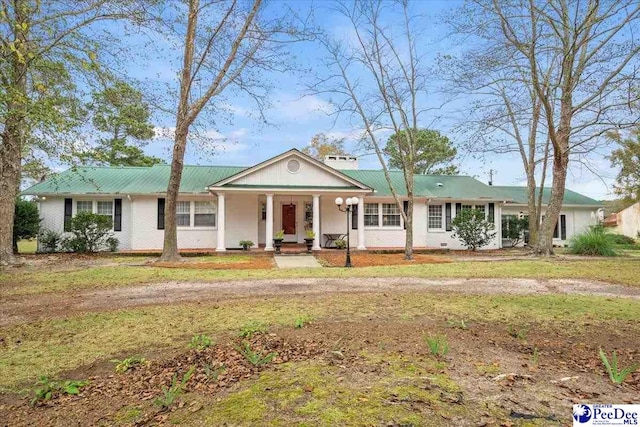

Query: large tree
[385,129,458,175]
[158,0,308,262]
[609,129,640,202]
[0,0,143,266]
[76,81,162,166]
[313,0,427,260]
[302,133,348,160]
[447,0,640,255]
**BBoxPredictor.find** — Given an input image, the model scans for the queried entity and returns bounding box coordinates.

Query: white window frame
[428,204,444,231]
[382,203,402,227]
[74,200,114,230]
[458,203,488,220]
[364,203,379,227]
[176,200,218,230]
[76,200,93,214]
[194,201,217,227]
[363,202,404,229]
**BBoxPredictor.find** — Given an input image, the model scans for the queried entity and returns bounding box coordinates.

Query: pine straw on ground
[316,252,452,267]
[151,257,274,270]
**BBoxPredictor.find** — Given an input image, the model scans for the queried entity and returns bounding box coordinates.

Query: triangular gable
[208,149,371,190]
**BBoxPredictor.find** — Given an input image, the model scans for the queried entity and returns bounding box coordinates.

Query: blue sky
[115,0,618,201]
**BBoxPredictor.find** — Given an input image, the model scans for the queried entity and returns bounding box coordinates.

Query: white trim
[208,149,372,190]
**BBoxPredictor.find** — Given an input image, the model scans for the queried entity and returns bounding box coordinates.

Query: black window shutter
[445,203,452,231]
[488,203,495,223]
[64,198,73,231]
[455,203,461,216]
[560,214,567,240]
[403,201,409,230]
[114,198,122,231]
[157,198,165,230]
[351,205,357,230]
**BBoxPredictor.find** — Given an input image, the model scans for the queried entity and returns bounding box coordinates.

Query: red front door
[282,205,296,235]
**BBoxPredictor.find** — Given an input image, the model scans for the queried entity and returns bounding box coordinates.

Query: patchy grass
[17,239,37,254]
[181,356,470,426]
[1,292,639,391]
[2,258,640,296]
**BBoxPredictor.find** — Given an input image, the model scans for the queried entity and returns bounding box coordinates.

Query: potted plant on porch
[304,230,315,253]
[239,240,254,251]
[273,230,285,254]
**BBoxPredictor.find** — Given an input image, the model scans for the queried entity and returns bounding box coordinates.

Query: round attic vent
[287,159,301,173]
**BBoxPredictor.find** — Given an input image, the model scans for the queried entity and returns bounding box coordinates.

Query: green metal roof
[492,185,602,206]
[22,165,246,195]
[22,163,600,206]
[340,170,504,199]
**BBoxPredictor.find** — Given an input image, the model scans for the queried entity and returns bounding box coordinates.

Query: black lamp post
[335,196,358,268]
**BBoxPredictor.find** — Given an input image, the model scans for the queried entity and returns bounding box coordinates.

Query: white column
[216,193,226,252]
[357,196,366,249]
[265,194,274,251]
[312,194,321,250]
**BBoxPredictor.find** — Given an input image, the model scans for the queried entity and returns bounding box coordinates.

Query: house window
[96,201,113,218]
[428,205,443,229]
[461,204,473,211]
[476,205,485,218]
[261,203,267,221]
[382,203,401,227]
[194,201,216,227]
[76,201,93,213]
[176,201,191,226]
[364,203,379,226]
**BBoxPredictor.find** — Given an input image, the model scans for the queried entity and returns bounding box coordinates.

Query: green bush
[501,216,528,247]
[63,212,114,253]
[451,208,496,251]
[13,198,41,252]
[568,226,618,256]
[38,229,63,253]
[608,234,636,245]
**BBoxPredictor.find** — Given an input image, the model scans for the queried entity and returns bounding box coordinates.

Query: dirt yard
[316,252,453,267]
[1,255,640,426]
[1,302,639,426]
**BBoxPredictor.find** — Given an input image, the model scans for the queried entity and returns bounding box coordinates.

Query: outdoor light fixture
[335,196,359,267]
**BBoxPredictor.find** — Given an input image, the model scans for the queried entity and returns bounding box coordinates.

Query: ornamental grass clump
[568,226,617,257]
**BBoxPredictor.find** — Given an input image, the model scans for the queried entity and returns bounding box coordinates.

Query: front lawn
[1,291,639,425]
[2,256,640,296]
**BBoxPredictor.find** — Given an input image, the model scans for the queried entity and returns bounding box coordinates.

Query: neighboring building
[22,149,603,251]
[604,201,640,239]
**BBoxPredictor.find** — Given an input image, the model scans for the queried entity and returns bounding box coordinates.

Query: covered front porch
[212,190,369,252]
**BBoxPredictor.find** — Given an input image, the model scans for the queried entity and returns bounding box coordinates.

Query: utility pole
[488,169,495,186]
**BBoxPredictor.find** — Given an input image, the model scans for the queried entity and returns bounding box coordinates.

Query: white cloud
[271,93,334,121]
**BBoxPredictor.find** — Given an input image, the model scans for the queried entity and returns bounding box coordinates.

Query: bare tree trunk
[0,131,21,266]
[533,145,569,256]
[157,0,199,262]
[0,1,28,266]
[404,195,413,260]
[159,129,189,261]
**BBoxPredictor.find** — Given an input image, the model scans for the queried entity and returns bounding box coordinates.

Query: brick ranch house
[23,149,603,251]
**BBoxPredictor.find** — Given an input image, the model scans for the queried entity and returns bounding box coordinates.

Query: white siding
[38,196,133,250]
[224,193,259,249]
[131,196,217,250]
[233,154,352,187]
[424,201,501,250]
[501,205,598,247]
